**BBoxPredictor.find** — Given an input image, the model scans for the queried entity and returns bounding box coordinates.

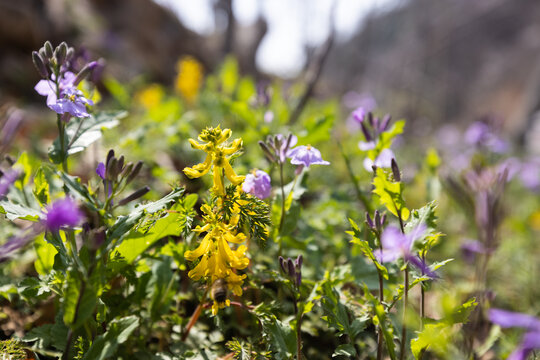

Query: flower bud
[54,42,68,65]
[106,157,118,181]
[44,41,54,58]
[380,114,391,132]
[295,254,303,269]
[125,161,143,185]
[360,123,372,142]
[258,141,276,163]
[116,155,125,174]
[66,47,75,62]
[32,51,48,78]
[278,256,286,273]
[287,258,295,278]
[366,212,374,229]
[73,61,98,86]
[391,158,401,182]
[118,186,150,206]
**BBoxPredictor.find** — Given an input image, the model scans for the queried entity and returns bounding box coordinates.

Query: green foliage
[372,167,410,221]
[81,315,139,360]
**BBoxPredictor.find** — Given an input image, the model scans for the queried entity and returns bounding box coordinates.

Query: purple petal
[0,169,20,197]
[374,149,395,168]
[288,145,330,167]
[507,346,530,360]
[352,107,366,123]
[489,309,540,331]
[0,233,33,263]
[407,255,439,279]
[45,198,84,231]
[359,141,376,151]
[96,162,106,179]
[374,248,400,263]
[405,223,427,249]
[242,170,271,199]
[34,80,55,96]
[381,226,405,252]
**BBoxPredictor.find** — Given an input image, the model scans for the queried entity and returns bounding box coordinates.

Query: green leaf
[348,219,389,280]
[410,323,450,359]
[376,119,405,153]
[49,111,125,162]
[33,167,50,205]
[82,316,139,360]
[301,114,335,144]
[59,172,100,211]
[333,344,357,358]
[261,316,296,360]
[0,200,42,221]
[13,152,33,187]
[106,187,184,250]
[34,234,57,275]
[149,257,175,321]
[62,270,98,329]
[364,285,396,360]
[372,168,409,221]
[116,210,182,263]
[321,282,366,339]
[23,312,68,351]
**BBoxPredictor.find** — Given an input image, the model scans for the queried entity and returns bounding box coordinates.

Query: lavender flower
[352,107,366,123]
[49,87,93,119]
[489,309,540,360]
[44,197,84,231]
[0,233,34,263]
[288,145,330,168]
[276,134,297,162]
[460,239,487,263]
[465,120,508,154]
[34,71,75,106]
[243,170,271,199]
[0,169,20,197]
[96,162,106,179]
[375,224,437,278]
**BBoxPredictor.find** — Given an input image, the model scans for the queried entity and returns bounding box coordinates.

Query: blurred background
[2,0,540,151]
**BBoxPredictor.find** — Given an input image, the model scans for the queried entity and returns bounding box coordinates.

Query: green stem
[338,141,372,213]
[400,266,409,360]
[278,162,286,233]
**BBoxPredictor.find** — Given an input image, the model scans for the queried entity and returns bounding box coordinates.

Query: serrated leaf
[261,316,296,360]
[49,111,124,163]
[82,315,139,360]
[364,285,396,360]
[106,187,184,250]
[33,167,50,205]
[333,344,356,357]
[0,200,42,221]
[372,168,409,221]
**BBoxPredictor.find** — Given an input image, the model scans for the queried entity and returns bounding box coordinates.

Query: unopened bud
[380,114,391,132]
[360,123,372,142]
[367,112,374,127]
[295,254,303,269]
[366,212,374,229]
[391,158,401,182]
[125,161,143,185]
[73,61,98,86]
[380,213,387,228]
[54,42,68,65]
[106,149,115,167]
[121,162,134,178]
[287,258,295,278]
[66,47,75,62]
[278,256,286,273]
[106,157,118,181]
[374,210,380,228]
[118,186,150,206]
[44,41,54,58]
[116,155,125,174]
[258,141,276,163]
[32,51,48,78]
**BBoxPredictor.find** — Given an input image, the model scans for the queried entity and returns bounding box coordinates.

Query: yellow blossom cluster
[183,126,249,315]
[175,56,203,104]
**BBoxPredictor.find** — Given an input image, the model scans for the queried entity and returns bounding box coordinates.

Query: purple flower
[276,134,297,162]
[49,87,93,118]
[0,233,34,263]
[375,224,437,278]
[460,239,487,263]
[0,169,20,197]
[489,309,540,360]
[363,148,395,172]
[34,71,76,106]
[288,145,330,168]
[519,158,540,191]
[44,197,84,231]
[264,110,274,123]
[465,121,508,154]
[352,107,366,123]
[243,170,271,199]
[96,162,106,179]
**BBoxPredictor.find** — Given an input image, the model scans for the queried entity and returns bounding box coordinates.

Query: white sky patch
[153,0,399,76]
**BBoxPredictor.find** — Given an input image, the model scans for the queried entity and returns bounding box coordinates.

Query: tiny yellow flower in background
[136,84,164,109]
[175,56,203,104]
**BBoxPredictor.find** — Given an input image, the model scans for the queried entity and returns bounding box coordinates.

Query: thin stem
[278,162,286,233]
[420,253,426,330]
[182,288,209,342]
[399,266,409,360]
[293,294,303,360]
[338,141,372,213]
[373,230,384,360]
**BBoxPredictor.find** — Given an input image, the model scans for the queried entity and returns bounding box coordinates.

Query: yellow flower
[136,84,164,109]
[175,56,203,103]
[183,126,245,195]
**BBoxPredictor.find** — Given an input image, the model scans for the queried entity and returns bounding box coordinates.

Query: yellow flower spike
[213,166,226,195]
[184,234,212,261]
[223,138,242,155]
[223,160,245,185]
[175,56,203,104]
[183,155,212,179]
[188,138,206,151]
